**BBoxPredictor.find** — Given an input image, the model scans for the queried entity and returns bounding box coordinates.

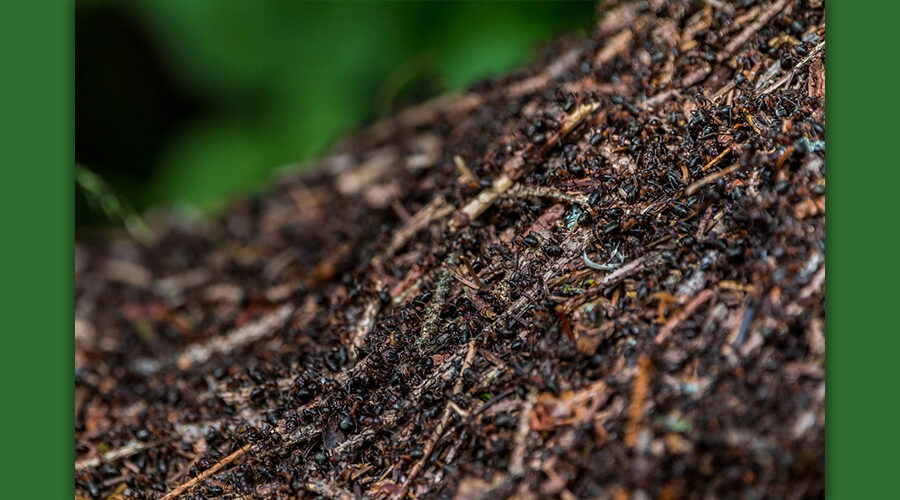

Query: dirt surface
[75,1,825,498]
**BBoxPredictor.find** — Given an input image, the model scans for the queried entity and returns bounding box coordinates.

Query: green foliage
[79,0,593,214]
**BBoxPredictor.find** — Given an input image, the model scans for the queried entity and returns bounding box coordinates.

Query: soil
[75,1,825,498]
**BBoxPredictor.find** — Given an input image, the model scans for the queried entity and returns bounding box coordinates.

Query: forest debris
[449,171,516,232]
[597,142,638,174]
[510,389,537,477]
[380,197,454,260]
[153,268,210,297]
[160,444,252,500]
[530,380,609,432]
[304,479,354,500]
[460,255,484,288]
[595,29,633,67]
[454,154,477,183]
[808,55,825,100]
[583,249,619,271]
[800,265,825,300]
[794,197,825,220]
[418,256,456,350]
[701,146,732,172]
[509,185,589,208]
[451,98,598,232]
[202,282,243,303]
[75,2,825,497]
[349,292,381,356]
[394,340,477,500]
[718,0,790,62]
[179,304,293,371]
[641,89,679,110]
[806,317,825,356]
[763,40,825,94]
[624,355,652,448]
[334,148,396,195]
[685,163,742,195]
[102,260,152,287]
[453,477,495,500]
[655,290,715,344]
[406,133,443,172]
[507,47,582,98]
[76,439,159,471]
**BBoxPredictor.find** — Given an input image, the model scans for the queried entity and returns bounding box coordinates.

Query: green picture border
[827,0,900,497]
[0,0,71,497]
[0,0,896,496]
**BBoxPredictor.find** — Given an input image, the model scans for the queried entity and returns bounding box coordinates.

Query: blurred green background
[75,0,594,229]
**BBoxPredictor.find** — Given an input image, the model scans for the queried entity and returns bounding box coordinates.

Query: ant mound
[76,1,825,498]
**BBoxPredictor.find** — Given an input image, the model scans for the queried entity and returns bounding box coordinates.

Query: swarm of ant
[76,1,824,498]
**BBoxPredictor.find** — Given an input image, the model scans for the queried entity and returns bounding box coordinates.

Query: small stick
[76,439,162,471]
[701,146,732,172]
[624,355,653,447]
[449,173,516,232]
[454,155,477,183]
[744,112,762,135]
[418,254,457,350]
[681,65,711,88]
[393,340,476,499]
[800,265,825,299]
[454,340,477,397]
[711,80,736,102]
[445,264,482,291]
[718,0,790,62]
[655,289,714,344]
[680,163,691,184]
[685,163,742,195]
[594,29,633,67]
[641,89,678,110]
[132,304,295,375]
[460,255,484,288]
[77,418,221,471]
[763,41,825,95]
[448,400,469,418]
[376,197,454,264]
[775,145,795,172]
[305,479,353,500]
[598,251,660,288]
[560,102,602,138]
[701,208,726,237]
[466,389,515,421]
[508,185,589,208]
[506,47,582,98]
[349,292,381,358]
[509,388,538,476]
[160,443,252,500]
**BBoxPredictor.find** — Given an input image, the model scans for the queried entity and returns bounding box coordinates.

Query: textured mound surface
[76,1,825,498]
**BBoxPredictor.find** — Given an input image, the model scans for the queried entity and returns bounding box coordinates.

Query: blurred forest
[75,0,594,229]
